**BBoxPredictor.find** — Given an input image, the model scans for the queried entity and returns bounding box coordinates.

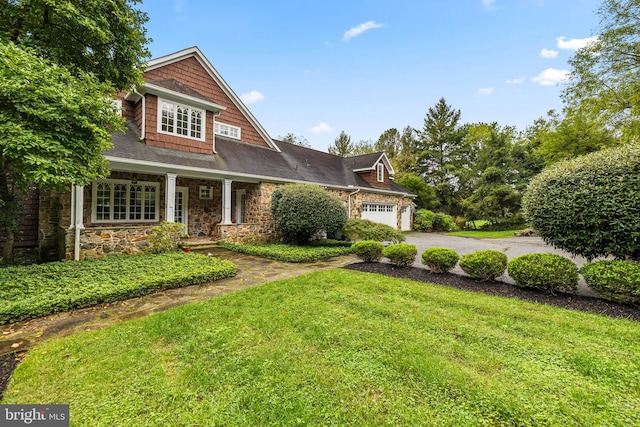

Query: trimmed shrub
[459,250,508,281]
[507,253,579,293]
[383,243,417,267]
[523,144,640,261]
[341,218,405,243]
[351,240,384,263]
[414,209,435,232]
[421,248,459,273]
[148,221,185,253]
[271,184,348,245]
[582,260,640,304]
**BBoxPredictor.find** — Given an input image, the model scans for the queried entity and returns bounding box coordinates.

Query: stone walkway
[0,249,358,356]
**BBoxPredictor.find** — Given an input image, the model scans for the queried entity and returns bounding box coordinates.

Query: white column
[73,185,85,261]
[165,173,177,223]
[222,179,232,225]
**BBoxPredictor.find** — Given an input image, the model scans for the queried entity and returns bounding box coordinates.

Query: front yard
[3,269,638,426]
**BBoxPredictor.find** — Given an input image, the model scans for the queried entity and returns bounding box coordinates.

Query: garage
[361,203,397,229]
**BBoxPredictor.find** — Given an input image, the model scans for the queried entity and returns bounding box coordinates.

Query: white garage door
[361,203,397,229]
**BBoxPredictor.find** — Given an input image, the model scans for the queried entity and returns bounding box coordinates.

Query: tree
[562,0,640,141]
[417,98,468,214]
[328,131,353,157]
[0,1,150,263]
[394,174,439,210]
[352,139,376,156]
[375,128,401,159]
[393,126,419,175]
[279,133,311,148]
[271,184,347,245]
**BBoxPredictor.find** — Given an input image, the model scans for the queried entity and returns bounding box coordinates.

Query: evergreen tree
[328,131,353,157]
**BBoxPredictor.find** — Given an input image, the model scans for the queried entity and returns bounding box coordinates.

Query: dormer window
[377,163,385,182]
[214,122,241,140]
[158,98,205,141]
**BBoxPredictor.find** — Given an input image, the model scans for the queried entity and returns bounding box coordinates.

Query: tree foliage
[271,184,347,245]
[279,133,311,148]
[328,131,353,157]
[562,0,640,141]
[352,139,376,156]
[375,128,401,159]
[393,126,419,175]
[394,173,438,210]
[523,144,640,261]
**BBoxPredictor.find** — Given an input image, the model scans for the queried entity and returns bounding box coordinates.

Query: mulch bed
[1,263,637,401]
[343,262,640,322]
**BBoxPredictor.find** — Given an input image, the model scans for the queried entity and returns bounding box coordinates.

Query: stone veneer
[330,189,414,230]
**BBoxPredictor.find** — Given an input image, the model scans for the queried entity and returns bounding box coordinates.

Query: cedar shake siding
[144,56,268,148]
[357,162,391,189]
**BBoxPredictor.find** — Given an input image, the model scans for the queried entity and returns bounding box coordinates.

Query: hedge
[341,218,405,243]
[0,252,237,324]
[218,242,352,263]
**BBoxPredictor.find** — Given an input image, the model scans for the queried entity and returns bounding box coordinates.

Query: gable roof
[106,123,413,197]
[349,152,395,175]
[145,46,280,152]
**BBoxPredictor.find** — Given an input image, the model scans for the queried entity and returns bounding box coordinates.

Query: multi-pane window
[93,180,159,223]
[377,163,385,182]
[214,122,241,139]
[159,99,204,140]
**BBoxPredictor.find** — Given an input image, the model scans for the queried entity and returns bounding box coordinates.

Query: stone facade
[330,189,414,230]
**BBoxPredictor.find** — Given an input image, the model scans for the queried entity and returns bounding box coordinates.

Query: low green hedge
[0,252,237,325]
[582,260,640,304]
[351,240,384,263]
[459,250,508,281]
[383,244,417,267]
[507,253,578,293]
[218,242,352,262]
[421,248,459,273]
[341,218,405,243]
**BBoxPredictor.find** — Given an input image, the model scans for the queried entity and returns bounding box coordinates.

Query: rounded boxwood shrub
[421,247,459,273]
[523,144,640,261]
[383,243,417,267]
[271,184,347,245]
[582,260,640,304]
[351,240,384,263]
[459,250,507,281]
[341,218,405,243]
[507,253,578,293]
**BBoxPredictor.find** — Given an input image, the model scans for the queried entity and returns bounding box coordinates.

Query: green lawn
[4,270,639,426]
[446,229,523,238]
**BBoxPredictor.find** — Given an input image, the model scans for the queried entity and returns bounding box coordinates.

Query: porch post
[222,179,232,225]
[73,185,85,261]
[165,173,177,223]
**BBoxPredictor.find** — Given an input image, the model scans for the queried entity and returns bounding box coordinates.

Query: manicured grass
[446,229,523,238]
[218,242,352,262]
[4,270,639,426]
[0,252,236,324]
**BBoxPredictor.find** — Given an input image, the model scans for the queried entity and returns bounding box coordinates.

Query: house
[16,47,415,261]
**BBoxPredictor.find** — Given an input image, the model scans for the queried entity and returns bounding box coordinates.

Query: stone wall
[65,226,154,260]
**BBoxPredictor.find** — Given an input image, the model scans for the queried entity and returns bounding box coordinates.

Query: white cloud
[556,36,599,51]
[540,48,559,58]
[240,90,265,104]
[531,68,570,86]
[310,122,333,134]
[482,0,496,7]
[342,21,384,42]
[478,87,493,95]
[506,77,525,85]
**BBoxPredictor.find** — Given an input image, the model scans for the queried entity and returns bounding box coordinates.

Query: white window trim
[157,97,206,142]
[92,179,160,223]
[214,121,241,140]
[377,163,385,182]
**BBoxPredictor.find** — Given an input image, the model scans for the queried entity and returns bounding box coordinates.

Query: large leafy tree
[417,98,468,214]
[394,173,439,210]
[562,0,640,141]
[0,0,150,263]
[375,128,401,159]
[393,126,419,175]
[328,131,354,157]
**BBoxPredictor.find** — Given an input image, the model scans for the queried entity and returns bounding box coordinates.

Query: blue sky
[140,0,602,151]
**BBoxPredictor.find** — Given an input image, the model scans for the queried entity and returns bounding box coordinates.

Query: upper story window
[214,121,241,140]
[377,163,385,182]
[158,99,205,141]
[92,179,159,223]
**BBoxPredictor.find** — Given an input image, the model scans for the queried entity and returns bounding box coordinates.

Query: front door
[175,187,188,234]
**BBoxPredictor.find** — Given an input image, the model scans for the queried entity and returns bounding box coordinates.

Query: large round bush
[507,253,578,293]
[582,260,640,304]
[523,144,640,261]
[271,184,347,245]
[459,250,507,281]
[421,248,459,273]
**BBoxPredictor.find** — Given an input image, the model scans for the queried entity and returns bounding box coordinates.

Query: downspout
[347,188,360,218]
[132,87,146,140]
